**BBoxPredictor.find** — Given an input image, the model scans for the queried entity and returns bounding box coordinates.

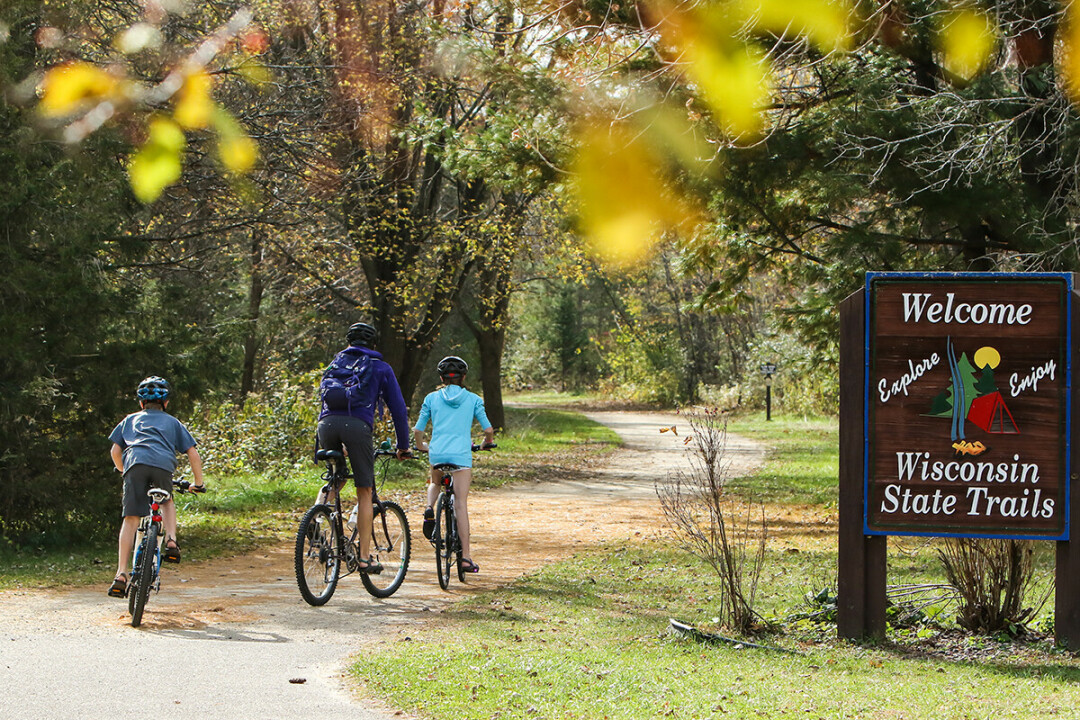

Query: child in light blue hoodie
[413,356,495,573]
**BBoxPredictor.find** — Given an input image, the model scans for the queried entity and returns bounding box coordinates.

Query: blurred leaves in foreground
[27,6,267,203]
[570,0,1015,269]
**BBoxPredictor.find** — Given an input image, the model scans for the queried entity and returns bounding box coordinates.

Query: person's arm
[110,443,124,473]
[413,398,431,453]
[186,447,206,488]
[381,365,411,452]
[475,398,495,448]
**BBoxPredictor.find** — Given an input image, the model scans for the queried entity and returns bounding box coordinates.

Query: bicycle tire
[130,524,158,627]
[295,504,340,606]
[127,535,141,617]
[361,500,411,598]
[434,493,453,590]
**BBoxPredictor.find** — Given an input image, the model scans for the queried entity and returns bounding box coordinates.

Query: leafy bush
[600,325,684,405]
[189,368,320,477]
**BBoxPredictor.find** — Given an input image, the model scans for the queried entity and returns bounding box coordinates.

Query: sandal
[422,507,435,540]
[460,558,480,574]
[358,555,383,575]
[108,573,128,598]
[163,538,181,564]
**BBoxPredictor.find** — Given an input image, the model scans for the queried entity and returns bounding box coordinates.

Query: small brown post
[1055,289,1080,651]
[838,289,887,641]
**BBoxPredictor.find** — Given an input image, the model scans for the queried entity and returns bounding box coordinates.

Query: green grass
[0,406,618,589]
[358,544,1079,720]
[726,412,840,507]
[356,409,1073,720]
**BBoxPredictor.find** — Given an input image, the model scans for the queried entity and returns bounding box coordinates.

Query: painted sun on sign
[926,341,1018,457]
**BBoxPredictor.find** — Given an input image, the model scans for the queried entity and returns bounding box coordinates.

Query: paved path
[0,410,763,719]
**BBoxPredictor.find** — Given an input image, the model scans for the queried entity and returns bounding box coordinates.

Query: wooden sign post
[839,272,1079,646]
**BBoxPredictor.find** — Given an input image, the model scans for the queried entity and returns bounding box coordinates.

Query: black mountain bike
[431,443,495,590]
[294,447,411,604]
[127,479,204,628]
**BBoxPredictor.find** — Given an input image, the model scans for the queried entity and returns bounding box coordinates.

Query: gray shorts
[122,464,173,517]
[317,415,374,488]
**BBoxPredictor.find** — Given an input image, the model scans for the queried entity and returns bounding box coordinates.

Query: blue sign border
[863,271,1072,541]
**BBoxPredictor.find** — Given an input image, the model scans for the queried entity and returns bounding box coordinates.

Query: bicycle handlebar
[173,479,207,494]
[471,443,497,452]
[375,448,411,459]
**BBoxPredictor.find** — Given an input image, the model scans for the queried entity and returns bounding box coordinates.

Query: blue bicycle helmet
[137,376,171,402]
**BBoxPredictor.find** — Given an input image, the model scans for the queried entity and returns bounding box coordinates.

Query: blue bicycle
[127,479,203,627]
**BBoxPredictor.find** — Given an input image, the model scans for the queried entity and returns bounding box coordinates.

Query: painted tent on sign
[966,391,1018,434]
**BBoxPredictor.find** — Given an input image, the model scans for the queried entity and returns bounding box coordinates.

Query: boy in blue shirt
[107,376,205,597]
[413,356,494,573]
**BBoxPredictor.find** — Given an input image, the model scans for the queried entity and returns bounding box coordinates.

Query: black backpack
[319,351,374,412]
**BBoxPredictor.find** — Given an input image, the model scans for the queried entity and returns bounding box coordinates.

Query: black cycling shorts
[317,415,375,489]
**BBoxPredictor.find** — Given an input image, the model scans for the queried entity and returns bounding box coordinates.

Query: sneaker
[422,507,435,540]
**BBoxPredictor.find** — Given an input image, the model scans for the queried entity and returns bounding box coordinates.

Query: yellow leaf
[573,122,696,267]
[38,62,116,117]
[212,107,259,174]
[686,40,772,141]
[732,0,856,53]
[128,117,186,203]
[174,70,214,130]
[938,9,997,82]
[219,134,258,174]
[235,60,274,88]
[1062,5,1080,104]
[656,5,771,142]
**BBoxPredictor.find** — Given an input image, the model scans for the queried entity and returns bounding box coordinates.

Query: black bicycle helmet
[347,321,378,348]
[437,355,468,379]
[136,376,171,402]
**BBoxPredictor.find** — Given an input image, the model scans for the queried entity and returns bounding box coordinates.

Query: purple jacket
[319,346,410,450]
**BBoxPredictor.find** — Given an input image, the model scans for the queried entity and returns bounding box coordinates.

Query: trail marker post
[761,362,777,421]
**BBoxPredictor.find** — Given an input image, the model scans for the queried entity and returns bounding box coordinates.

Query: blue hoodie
[415,385,492,467]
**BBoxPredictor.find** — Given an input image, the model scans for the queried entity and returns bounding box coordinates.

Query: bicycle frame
[294,448,411,604]
[129,488,168,597]
[428,442,494,589]
[128,479,199,627]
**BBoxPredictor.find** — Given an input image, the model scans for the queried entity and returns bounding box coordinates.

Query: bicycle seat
[147,488,172,502]
[433,463,463,471]
[316,449,346,463]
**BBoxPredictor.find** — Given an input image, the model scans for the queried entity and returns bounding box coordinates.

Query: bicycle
[294,447,411,604]
[430,442,496,590]
[127,479,204,628]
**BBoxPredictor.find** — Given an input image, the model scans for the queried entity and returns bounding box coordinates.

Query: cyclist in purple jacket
[317,322,411,573]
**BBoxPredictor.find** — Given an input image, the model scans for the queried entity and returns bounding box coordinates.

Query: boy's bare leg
[162,498,178,545]
[116,515,140,578]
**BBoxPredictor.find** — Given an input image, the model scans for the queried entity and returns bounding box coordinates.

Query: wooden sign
[865,272,1072,539]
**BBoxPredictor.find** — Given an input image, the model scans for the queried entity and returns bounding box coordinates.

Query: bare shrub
[938,538,1048,634]
[657,408,769,634]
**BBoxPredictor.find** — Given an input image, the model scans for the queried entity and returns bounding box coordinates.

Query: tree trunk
[474,324,506,431]
[239,227,264,398]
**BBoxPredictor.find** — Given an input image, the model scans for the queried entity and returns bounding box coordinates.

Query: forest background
[4,0,1080,545]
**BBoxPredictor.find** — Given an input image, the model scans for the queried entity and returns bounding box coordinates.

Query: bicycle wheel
[361,500,411,598]
[127,533,142,617]
[130,524,158,627]
[295,504,340,606]
[434,493,453,590]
